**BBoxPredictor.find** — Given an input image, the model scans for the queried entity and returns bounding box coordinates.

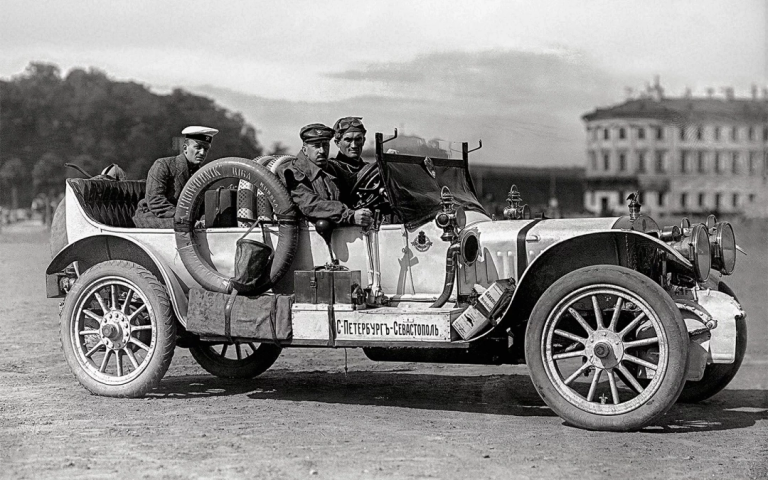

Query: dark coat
[133,154,198,228]
[280,152,355,225]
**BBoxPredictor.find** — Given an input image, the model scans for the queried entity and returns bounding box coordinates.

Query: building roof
[582,96,768,124]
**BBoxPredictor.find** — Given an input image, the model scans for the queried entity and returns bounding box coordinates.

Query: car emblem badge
[411,231,433,252]
[424,157,436,178]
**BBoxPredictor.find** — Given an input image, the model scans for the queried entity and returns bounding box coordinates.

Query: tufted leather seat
[68,178,146,228]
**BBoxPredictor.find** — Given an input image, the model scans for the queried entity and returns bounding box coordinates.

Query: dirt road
[1,222,766,479]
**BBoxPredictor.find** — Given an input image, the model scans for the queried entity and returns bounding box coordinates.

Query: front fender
[500,229,693,327]
[47,234,189,327]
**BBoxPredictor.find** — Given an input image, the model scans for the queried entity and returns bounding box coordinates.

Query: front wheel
[189,341,281,379]
[60,260,176,397]
[525,266,688,431]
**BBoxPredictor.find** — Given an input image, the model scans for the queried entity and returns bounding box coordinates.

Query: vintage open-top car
[46,130,747,431]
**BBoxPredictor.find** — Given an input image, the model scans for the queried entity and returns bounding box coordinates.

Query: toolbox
[294,269,363,305]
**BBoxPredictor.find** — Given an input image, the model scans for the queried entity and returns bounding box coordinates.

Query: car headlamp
[671,223,710,282]
[710,221,736,275]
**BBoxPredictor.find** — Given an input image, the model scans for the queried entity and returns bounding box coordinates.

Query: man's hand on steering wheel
[353,208,372,227]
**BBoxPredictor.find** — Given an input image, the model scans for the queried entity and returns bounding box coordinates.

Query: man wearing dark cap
[280,123,372,227]
[133,126,218,228]
[331,116,367,175]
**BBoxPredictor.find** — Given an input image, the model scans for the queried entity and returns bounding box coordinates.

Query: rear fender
[500,230,692,328]
[46,234,188,327]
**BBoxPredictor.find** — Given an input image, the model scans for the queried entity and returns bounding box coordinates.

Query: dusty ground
[1,220,766,480]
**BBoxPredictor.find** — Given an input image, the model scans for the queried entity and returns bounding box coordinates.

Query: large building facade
[582,85,768,218]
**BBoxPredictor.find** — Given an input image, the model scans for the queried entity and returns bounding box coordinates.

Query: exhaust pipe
[431,243,460,308]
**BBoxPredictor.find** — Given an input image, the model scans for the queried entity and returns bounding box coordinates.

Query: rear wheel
[189,341,281,379]
[525,266,688,431]
[60,261,176,397]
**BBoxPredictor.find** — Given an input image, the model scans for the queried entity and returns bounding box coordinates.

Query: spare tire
[174,157,299,293]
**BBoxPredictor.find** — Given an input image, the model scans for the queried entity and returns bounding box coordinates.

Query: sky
[1,0,766,166]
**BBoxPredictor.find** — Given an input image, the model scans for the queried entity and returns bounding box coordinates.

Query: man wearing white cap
[132,126,218,228]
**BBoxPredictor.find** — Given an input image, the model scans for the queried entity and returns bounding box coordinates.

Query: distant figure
[280,123,372,227]
[331,116,367,175]
[132,126,218,228]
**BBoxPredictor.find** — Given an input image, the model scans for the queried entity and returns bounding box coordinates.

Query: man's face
[183,140,210,165]
[303,140,330,168]
[336,132,366,159]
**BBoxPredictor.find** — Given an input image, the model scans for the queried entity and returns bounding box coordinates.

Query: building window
[715,152,724,174]
[698,192,705,207]
[715,193,722,210]
[604,128,610,140]
[731,126,738,141]
[656,127,664,140]
[749,193,756,203]
[619,152,627,171]
[655,151,666,173]
[658,191,666,207]
[680,192,688,208]
[714,126,721,141]
[732,152,739,174]
[750,151,759,174]
[637,151,646,173]
[589,151,597,171]
[603,152,610,171]
[679,126,686,141]
[764,126,768,141]
[697,151,706,173]
[732,193,739,208]
[637,127,645,140]
[680,151,690,174]
[638,191,645,204]
[619,127,626,140]
[696,126,703,140]
[749,126,755,141]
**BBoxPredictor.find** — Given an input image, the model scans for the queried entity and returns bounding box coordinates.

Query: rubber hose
[431,243,461,308]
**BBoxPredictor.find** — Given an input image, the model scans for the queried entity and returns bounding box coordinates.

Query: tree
[268,141,289,156]
[33,152,65,192]
[0,157,26,209]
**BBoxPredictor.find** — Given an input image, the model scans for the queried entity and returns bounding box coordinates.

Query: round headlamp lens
[716,222,736,275]
[692,224,711,282]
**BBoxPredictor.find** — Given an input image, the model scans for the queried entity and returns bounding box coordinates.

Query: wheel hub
[101,310,131,350]
[585,330,624,369]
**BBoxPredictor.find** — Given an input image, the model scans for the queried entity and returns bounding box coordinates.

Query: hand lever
[315,219,338,266]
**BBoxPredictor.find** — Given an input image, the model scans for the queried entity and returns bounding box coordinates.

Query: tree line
[0,62,265,209]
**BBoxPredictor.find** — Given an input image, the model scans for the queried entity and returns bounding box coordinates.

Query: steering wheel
[350,163,390,211]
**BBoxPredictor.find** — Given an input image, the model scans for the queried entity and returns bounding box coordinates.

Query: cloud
[197,48,639,167]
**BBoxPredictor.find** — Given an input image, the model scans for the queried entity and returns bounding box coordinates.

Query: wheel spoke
[235,343,243,361]
[553,350,587,360]
[79,329,99,336]
[608,297,623,332]
[564,363,591,386]
[247,342,258,355]
[623,354,658,371]
[131,325,153,331]
[129,337,150,352]
[99,350,112,373]
[124,348,140,369]
[221,344,229,357]
[121,289,134,313]
[607,370,620,404]
[110,285,118,310]
[128,303,147,322]
[94,292,109,314]
[592,296,605,329]
[618,311,647,339]
[617,363,645,394]
[115,350,123,377]
[623,337,659,349]
[554,329,587,344]
[83,309,102,322]
[567,308,594,335]
[586,368,603,402]
[84,341,104,358]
